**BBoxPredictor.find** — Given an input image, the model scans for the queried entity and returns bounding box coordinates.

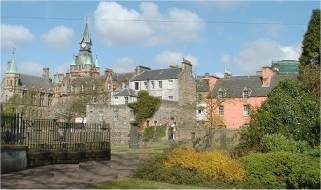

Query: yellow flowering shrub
[164,148,246,182]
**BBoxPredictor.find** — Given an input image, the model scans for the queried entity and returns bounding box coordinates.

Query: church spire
[80,17,92,45]
[6,48,18,74]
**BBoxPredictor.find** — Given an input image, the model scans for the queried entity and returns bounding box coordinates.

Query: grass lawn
[95,177,203,189]
[111,140,171,155]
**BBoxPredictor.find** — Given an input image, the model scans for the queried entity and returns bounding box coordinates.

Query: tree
[53,77,101,122]
[128,90,161,131]
[239,80,320,149]
[299,9,320,97]
[3,89,39,118]
[204,98,226,129]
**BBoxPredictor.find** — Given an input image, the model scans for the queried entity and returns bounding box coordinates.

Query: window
[243,89,249,98]
[48,95,52,106]
[144,81,148,89]
[218,89,223,98]
[168,96,173,100]
[198,109,202,114]
[151,81,155,89]
[158,81,162,88]
[168,80,173,89]
[243,105,250,116]
[40,94,44,106]
[135,82,139,90]
[219,105,224,115]
[113,109,119,121]
[125,96,129,105]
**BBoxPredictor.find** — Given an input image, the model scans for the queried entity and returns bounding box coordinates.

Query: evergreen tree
[299,10,320,97]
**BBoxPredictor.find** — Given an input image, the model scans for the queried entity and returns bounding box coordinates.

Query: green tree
[239,80,320,149]
[3,89,39,118]
[128,90,161,131]
[299,9,320,97]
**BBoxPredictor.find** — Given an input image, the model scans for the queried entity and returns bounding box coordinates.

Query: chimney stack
[262,66,276,87]
[181,58,192,72]
[42,68,49,79]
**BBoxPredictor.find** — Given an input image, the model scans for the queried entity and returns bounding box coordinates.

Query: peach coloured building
[208,66,297,129]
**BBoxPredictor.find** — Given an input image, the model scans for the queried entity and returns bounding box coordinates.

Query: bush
[143,126,166,141]
[261,134,309,153]
[164,148,246,182]
[241,151,320,189]
[240,80,320,149]
[133,154,209,186]
[134,147,246,188]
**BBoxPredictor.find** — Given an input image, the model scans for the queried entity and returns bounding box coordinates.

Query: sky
[1,1,319,78]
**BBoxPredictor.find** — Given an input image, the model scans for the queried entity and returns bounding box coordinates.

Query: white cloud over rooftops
[219,39,301,75]
[1,24,34,50]
[41,25,74,49]
[94,1,204,46]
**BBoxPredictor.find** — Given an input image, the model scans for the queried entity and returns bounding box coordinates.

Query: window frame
[243,105,250,116]
[219,105,224,116]
[134,82,139,90]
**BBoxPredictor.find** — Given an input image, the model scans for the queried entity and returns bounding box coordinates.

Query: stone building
[208,61,298,129]
[87,58,197,142]
[0,50,53,118]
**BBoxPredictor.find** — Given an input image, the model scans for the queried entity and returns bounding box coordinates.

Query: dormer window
[242,88,250,98]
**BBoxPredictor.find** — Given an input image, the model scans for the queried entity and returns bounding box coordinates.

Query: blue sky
[1,1,319,78]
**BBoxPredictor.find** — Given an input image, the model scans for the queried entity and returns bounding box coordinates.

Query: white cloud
[19,61,44,76]
[154,50,198,67]
[1,24,34,50]
[41,26,74,49]
[94,2,204,46]
[112,57,137,73]
[220,39,301,75]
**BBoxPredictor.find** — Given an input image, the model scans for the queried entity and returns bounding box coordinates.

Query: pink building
[208,66,297,129]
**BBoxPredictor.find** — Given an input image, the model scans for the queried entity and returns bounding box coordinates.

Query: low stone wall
[1,145,28,173]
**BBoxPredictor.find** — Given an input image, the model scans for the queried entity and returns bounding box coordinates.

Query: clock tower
[70,17,99,77]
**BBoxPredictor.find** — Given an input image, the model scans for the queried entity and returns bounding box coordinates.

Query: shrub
[239,80,320,149]
[164,148,246,182]
[133,154,209,186]
[241,151,320,189]
[261,134,309,153]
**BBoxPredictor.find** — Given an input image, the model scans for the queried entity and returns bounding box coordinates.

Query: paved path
[1,154,146,189]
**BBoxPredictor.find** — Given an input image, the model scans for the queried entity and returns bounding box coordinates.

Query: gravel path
[1,154,146,189]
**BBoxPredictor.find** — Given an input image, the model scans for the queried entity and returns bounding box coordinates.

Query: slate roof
[114,88,136,97]
[131,68,182,81]
[196,78,209,92]
[19,74,51,90]
[209,74,297,98]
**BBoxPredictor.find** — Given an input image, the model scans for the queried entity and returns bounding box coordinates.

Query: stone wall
[177,61,197,140]
[86,100,179,144]
[1,145,28,173]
